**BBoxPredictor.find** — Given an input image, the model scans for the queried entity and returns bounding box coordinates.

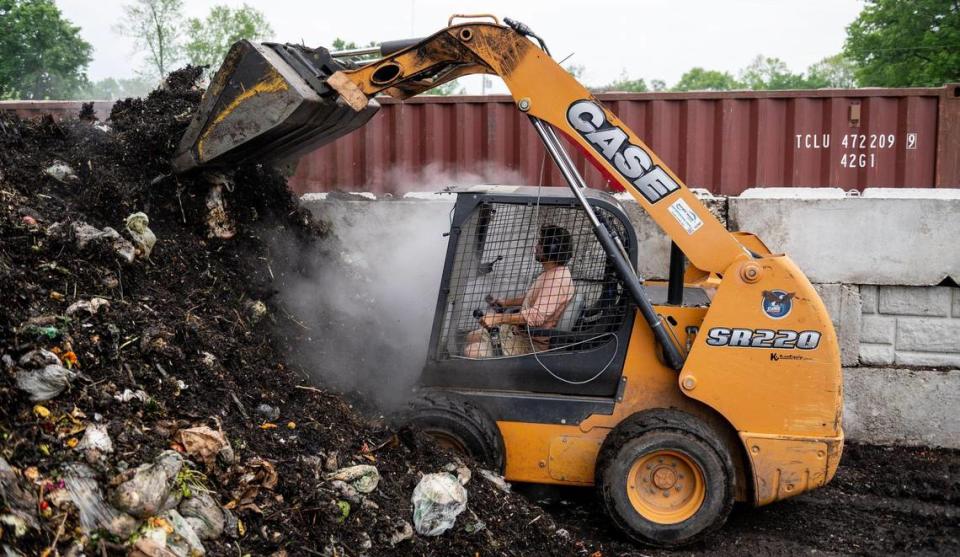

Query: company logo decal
[566,100,679,204]
[761,290,795,319]
[706,328,821,350]
[770,353,809,361]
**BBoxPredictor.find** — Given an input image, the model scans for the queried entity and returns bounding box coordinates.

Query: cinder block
[843,367,960,448]
[729,193,960,285]
[860,285,878,314]
[895,318,960,353]
[861,314,895,345]
[813,284,841,325]
[860,344,895,366]
[879,286,951,317]
[839,285,862,367]
[617,199,671,281]
[812,284,859,366]
[895,351,960,368]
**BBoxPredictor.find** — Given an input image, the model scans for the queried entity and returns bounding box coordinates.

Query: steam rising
[270,165,524,410]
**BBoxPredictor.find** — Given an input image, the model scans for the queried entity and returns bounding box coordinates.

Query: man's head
[536,225,573,265]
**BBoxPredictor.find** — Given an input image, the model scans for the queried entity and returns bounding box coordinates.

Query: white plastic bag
[111,450,184,518]
[76,424,113,453]
[15,365,76,401]
[411,473,467,536]
[62,463,137,537]
[125,212,157,259]
[326,464,380,494]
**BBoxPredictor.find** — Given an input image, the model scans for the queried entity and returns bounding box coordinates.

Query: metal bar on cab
[330,46,381,58]
[529,116,685,370]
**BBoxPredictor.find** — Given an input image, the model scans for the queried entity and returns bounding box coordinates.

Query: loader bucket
[172,40,379,174]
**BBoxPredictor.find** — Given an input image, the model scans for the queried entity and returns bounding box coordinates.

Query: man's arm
[483,272,573,329]
[494,295,525,307]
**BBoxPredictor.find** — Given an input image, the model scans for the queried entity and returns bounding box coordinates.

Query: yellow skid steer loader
[172,15,843,547]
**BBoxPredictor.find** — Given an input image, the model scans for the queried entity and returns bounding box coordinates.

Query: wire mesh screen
[438,202,632,359]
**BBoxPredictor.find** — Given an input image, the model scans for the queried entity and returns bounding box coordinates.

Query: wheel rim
[626,449,706,524]
[424,429,468,454]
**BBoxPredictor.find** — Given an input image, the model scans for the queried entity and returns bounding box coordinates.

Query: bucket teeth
[172,40,379,174]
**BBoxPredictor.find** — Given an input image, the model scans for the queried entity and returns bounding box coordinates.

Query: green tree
[805,54,859,88]
[331,38,358,51]
[602,70,648,92]
[425,80,465,95]
[116,0,184,78]
[330,38,381,53]
[0,0,92,99]
[844,0,960,87]
[650,79,668,92]
[739,55,812,90]
[566,64,585,80]
[672,67,742,91]
[185,4,273,70]
[81,76,156,100]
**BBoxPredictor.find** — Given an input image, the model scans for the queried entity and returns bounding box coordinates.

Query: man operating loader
[464,225,575,357]
[171,15,845,547]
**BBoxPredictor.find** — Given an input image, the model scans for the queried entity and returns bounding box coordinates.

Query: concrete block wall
[301,188,960,449]
[859,286,960,368]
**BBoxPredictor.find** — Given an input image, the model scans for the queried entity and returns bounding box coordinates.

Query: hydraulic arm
[327,17,749,274]
[323,17,753,368]
[173,16,755,369]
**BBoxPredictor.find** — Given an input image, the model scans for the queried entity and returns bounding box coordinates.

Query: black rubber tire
[399,392,505,472]
[596,409,735,548]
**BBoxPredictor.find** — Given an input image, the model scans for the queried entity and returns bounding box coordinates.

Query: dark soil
[541,442,960,556]
[1,68,958,557]
[0,68,571,556]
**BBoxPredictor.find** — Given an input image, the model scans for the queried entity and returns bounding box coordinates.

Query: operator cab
[420,185,709,403]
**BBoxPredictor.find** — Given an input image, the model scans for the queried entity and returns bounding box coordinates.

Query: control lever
[473,308,503,357]
[478,255,503,276]
[484,294,504,311]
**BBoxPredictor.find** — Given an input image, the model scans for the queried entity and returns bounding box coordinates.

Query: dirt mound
[0,69,572,556]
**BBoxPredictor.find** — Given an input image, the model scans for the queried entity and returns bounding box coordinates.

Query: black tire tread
[401,391,505,472]
[596,408,735,548]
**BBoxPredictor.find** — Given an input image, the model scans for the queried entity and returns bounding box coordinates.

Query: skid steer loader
[172,15,844,547]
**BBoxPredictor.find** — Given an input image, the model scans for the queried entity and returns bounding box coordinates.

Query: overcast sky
[57,0,864,93]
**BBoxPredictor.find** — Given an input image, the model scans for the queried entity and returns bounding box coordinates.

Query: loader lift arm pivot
[326,18,751,370]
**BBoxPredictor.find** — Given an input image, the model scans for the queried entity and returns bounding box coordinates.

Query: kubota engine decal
[566,100,680,204]
[705,328,821,350]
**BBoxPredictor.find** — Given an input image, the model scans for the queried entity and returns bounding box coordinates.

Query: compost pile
[0,69,573,556]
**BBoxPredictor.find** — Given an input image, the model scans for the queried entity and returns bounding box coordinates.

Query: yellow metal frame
[332,20,843,507]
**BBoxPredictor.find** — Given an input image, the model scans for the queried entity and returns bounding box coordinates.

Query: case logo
[761,290,795,319]
[566,100,679,204]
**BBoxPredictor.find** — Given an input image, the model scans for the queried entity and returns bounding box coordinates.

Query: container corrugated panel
[0,100,113,121]
[3,85,957,194]
[287,85,960,195]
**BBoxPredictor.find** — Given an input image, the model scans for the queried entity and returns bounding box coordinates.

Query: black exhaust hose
[380,38,425,57]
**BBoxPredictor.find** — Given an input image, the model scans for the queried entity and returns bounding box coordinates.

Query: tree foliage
[844,0,960,87]
[185,4,273,70]
[738,55,813,90]
[0,0,92,99]
[805,54,859,88]
[565,64,585,80]
[81,76,156,100]
[672,67,741,91]
[425,80,466,95]
[116,0,184,78]
[601,70,648,92]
